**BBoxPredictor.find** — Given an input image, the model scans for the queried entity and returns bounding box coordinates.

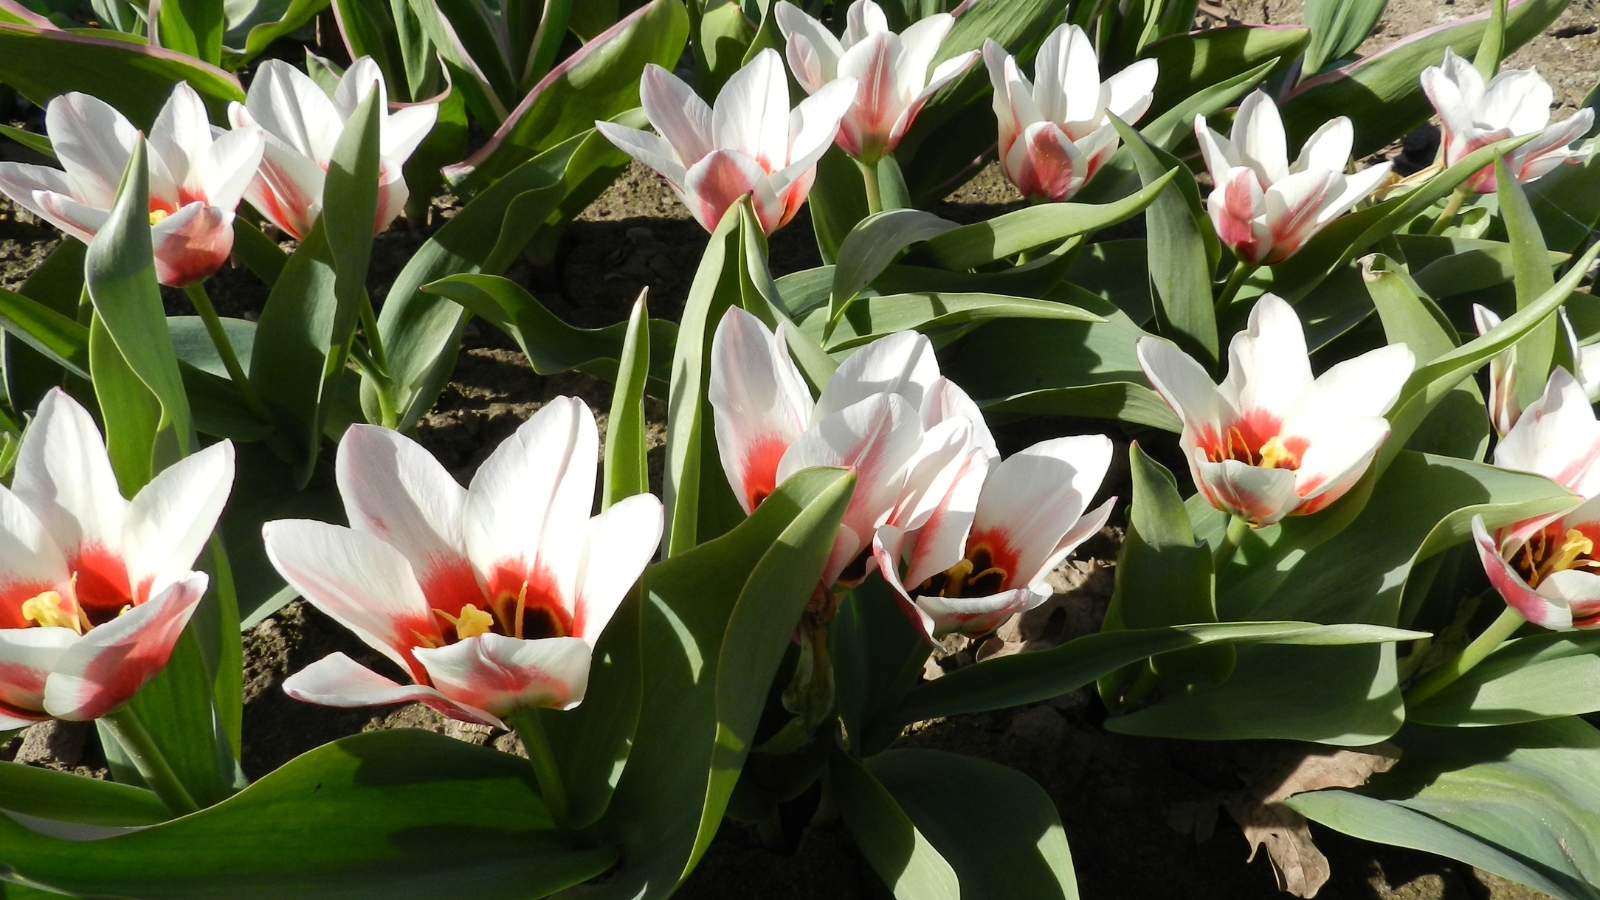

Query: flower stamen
[21,591,82,634]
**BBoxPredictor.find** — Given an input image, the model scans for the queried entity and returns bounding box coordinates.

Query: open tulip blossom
[982,24,1158,202]
[1422,48,1595,194]
[1196,91,1392,266]
[1473,305,1600,437]
[710,307,994,595]
[0,84,263,287]
[872,435,1114,640]
[597,50,857,235]
[268,398,662,728]
[1473,368,1600,630]
[1138,294,1415,527]
[228,57,438,240]
[775,0,978,165]
[0,390,233,728]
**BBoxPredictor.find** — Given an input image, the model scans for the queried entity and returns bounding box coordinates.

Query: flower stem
[1213,261,1255,317]
[101,704,200,816]
[1405,605,1524,706]
[509,709,570,829]
[857,158,883,216]
[1213,514,1251,573]
[183,281,272,423]
[357,290,399,428]
[1428,188,1469,236]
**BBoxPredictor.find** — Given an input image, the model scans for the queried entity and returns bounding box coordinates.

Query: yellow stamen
[942,558,974,596]
[1535,529,1595,586]
[1258,435,1296,470]
[148,209,169,225]
[21,591,80,633]
[454,604,495,640]
[513,582,528,640]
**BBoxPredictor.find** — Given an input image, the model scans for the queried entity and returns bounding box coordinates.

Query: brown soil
[1,1,1595,896]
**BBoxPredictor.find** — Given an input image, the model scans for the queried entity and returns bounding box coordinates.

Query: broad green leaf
[870,750,1078,900]
[0,122,50,157]
[829,210,959,332]
[802,291,1102,351]
[0,730,616,899]
[1526,153,1600,255]
[152,0,224,64]
[1292,719,1600,900]
[832,579,930,758]
[402,0,515,123]
[229,219,287,286]
[910,170,1176,270]
[443,0,688,190]
[603,294,651,508]
[830,747,959,900]
[595,468,855,900]
[331,0,405,89]
[0,22,242,127]
[170,317,273,442]
[1142,25,1307,121]
[1140,57,1278,152]
[1061,239,1154,324]
[112,628,238,809]
[236,0,329,63]
[694,0,754,98]
[1302,0,1386,75]
[1279,0,1566,155]
[1496,155,1558,414]
[87,316,162,501]
[732,200,839,392]
[3,239,83,414]
[0,761,168,826]
[1404,235,1566,299]
[1475,0,1509,78]
[223,445,345,626]
[894,621,1425,724]
[1407,632,1600,726]
[0,285,88,379]
[808,146,871,265]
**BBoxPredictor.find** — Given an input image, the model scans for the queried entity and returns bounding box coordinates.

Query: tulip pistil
[20,590,83,633]
[917,546,1009,599]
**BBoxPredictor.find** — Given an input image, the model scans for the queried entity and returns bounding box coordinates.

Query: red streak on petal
[486,560,573,639]
[0,694,45,723]
[418,557,485,622]
[965,527,1021,591]
[742,435,791,511]
[68,545,133,626]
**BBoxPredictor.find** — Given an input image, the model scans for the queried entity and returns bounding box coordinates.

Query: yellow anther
[21,591,80,633]
[1258,435,1297,470]
[942,558,975,597]
[454,604,495,640]
[148,209,169,225]
[1538,529,1596,584]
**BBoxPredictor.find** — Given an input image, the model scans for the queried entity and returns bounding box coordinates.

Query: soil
[0,0,1595,897]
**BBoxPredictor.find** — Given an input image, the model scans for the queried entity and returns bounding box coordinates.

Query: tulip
[596,49,858,234]
[0,390,232,728]
[872,435,1114,639]
[269,398,662,728]
[982,24,1158,202]
[1137,294,1415,527]
[1196,91,1392,266]
[1475,305,1600,437]
[709,307,994,590]
[1422,48,1595,194]
[775,0,977,164]
[228,57,438,241]
[0,85,263,287]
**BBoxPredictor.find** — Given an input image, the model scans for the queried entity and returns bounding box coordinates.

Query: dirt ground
[1,0,1596,897]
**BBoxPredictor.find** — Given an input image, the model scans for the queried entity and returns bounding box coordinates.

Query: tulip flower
[982,24,1158,202]
[0,85,263,287]
[0,389,232,728]
[596,49,858,234]
[1422,48,1595,194]
[1472,368,1600,630]
[1137,294,1415,527]
[269,398,662,728]
[1196,91,1392,266]
[228,57,438,241]
[1475,305,1600,437]
[872,435,1114,639]
[709,307,994,590]
[775,0,978,164]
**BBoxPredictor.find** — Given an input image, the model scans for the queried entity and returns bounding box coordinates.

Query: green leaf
[1475,0,1508,78]
[807,146,872,265]
[1526,154,1600,256]
[894,620,1425,724]
[331,0,405,90]
[443,0,688,190]
[830,747,959,900]
[0,730,616,899]
[229,219,287,287]
[1404,234,1566,299]
[0,22,243,127]
[910,169,1176,271]
[595,467,856,900]
[0,759,169,827]
[832,578,930,758]
[1141,25,1308,121]
[1278,0,1566,156]
[804,291,1102,351]
[0,122,51,158]
[0,285,88,379]
[236,0,330,63]
[1496,154,1558,414]
[84,142,192,465]
[694,0,754,98]
[5,238,83,414]
[1291,719,1600,900]
[224,445,345,626]
[1302,0,1386,75]
[869,750,1078,900]
[829,210,959,334]
[402,0,516,122]
[88,316,163,500]
[603,294,651,508]
[114,628,238,809]
[1111,116,1217,366]
[1140,57,1278,153]
[152,0,224,64]
[1407,632,1600,726]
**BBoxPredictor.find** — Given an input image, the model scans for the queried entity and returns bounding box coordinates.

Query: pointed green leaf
[830,747,959,900]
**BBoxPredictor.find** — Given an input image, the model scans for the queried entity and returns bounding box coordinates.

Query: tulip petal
[920,377,996,457]
[337,424,466,571]
[900,446,989,590]
[43,573,207,721]
[263,519,442,680]
[710,307,815,513]
[14,390,126,559]
[714,49,791,171]
[1288,415,1389,508]
[194,127,266,214]
[1291,342,1414,423]
[682,149,772,233]
[1421,62,1481,151]
[1293,116,1354,175]
[1494,367,1600,497]
[0,164,92,243]
[783,77,860,180]
[237,120,327,239]
[0,627,76,721]
[1208,166,1269,264]
[1104,58,1158,126]
[571,493,662,646]
[837,32,898,155]
[971,435,1112,588]
[45,92,140,209]
[1476,304,1518,436]
[1482,68,1552,136]
[844,0,889,45]
[814,330,939,423]
[917,587,1046,638]
[247,59,343,165]
[1262,168,1341,260]
[1232,90,1289,184]
[640,64,716,165]
[1473,515,1572,630]
[0,486,67,630]
[871,524,940,641]
[381,104,438,166]
[1058,24,1103,127]
[281,651,501,727]
[30,189,110,246]
[150,202,234,287]
[1319,161,1392,226]
[1009,121,1088,202]
[415,633,591,716]
[1193,114,1239,177]
[1536,569,1600,630]
[776,2,844,89]
[123,441,233,599]
[1221,294,1314,423]
[1137,336,1228,443]
[595,122,687,188]
[898,13,956,93]
[1194,456,1300,526]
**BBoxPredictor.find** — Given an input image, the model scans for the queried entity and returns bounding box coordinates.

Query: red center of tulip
[1514,524,1600,588]
[1200,413,1307,471]
[417,562,571,646]
[10,545,141,634]
[915,531,1021,599]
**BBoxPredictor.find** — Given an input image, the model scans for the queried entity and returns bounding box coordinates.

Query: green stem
[1213,261,1255,317]
[358,290,388,374]
[1213,515,1251,573]
[1428,188,1468,236]
[510,709,570,829]
[1120,661,1161,708]
[1405,605,1524,706]
[183,282,272,423]
[101,705,199,816]
[356,291,399,428]
[858,158,882,216]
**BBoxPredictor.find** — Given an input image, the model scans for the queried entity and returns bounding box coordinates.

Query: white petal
[776,1,844,85]
[415,633,591,715]
[844,0,889,45]
[899,447,989,589]
[597,122,687,188]
[0,164,94,242]
[337,425,469,587]
[917,587,1046,638]
[572,493,662,646]
[1290,342,1414,423]
[1288,415,1390,507]
[1317,162,1392,225]
[246,59,343,165]
[1232,90,1289,184]
[333,56,387,122]
[1057,24,1103,128]
[1292,116,1353,174]
[14,389,126,559]
[123,441,234,597]
[193,127,265,213]
[784,77,860,175]
[1472,515,1572,630]
[710,307,815,513]
[1495,367,1600,497]
[0,627,77,718]
[814,330,940,423]
[920,377,997,458]
[0,486,67,624]
[1193,456,1302,526]
[640,64,716,165]
[146,82,213,194]
[1137,337,1228,438]
[713,49,792,170]
[1220,294,1313,422]
[972,435,1112,586]
[1104,58,1158,125]
[45,92,139,209]
[681,148,773,232]
[1193,114,1239,178]
[380,104,437,166]
[1482,67,1552,135]
[282,652,501,727]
